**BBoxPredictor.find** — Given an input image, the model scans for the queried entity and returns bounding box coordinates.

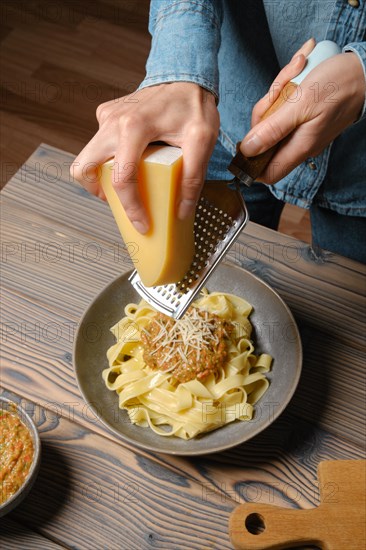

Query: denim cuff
[138,0,222,101]
[343,42,366,122]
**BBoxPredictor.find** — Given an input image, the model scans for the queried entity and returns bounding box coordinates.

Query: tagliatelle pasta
[102,291,272,440]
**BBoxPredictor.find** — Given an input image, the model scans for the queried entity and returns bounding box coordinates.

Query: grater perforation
[129,181,248,318]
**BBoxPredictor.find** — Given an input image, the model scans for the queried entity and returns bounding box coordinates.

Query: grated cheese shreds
[153,309,220,361]
[141,307,232,383]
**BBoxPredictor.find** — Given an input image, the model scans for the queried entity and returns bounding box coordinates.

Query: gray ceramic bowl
[73,263,302,455]
[0,397,41,517]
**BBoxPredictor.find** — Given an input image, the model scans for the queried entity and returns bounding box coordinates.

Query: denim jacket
[139,0,366,216]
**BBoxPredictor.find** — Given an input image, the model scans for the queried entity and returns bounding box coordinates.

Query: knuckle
[111,174,126,192]
[111,162,138,191]
[96,99,121,125]
[119,112,143,132]
[182,176,203,199]
[183,176,202,190]
[125,204,142,218]
[96,102,110,123]
[187,122,216,144]
[263,118,284,143]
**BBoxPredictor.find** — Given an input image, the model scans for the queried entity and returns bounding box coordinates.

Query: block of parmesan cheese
[100,145,195,287]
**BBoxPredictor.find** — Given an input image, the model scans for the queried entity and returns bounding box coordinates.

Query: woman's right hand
[71,82,219,234]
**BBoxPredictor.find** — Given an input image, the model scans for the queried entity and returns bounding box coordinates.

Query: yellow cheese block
[100,145,195,287]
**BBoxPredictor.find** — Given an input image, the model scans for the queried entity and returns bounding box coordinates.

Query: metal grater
[129,180,249,318]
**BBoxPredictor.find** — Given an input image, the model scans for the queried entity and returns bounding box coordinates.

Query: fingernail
[304,37,315,47]
[291,54,302,65]
[132,220,148,234]
[178,199,196,220]
[242,133,262,157]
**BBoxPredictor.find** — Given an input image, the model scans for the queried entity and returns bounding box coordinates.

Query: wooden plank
[0,1,149,35]
[0,82,98,140]
[0,389,363,550]
[1,279,365,447]
[187,404,365,509]
[1,145,365,449]
[0,3,148,83]
[74,1,150,33]
[0,23,12,42]
[1,390,234,550]
[0,111,86,186]
[0,1,84,31]
[1,1,148,36]
[229,460,366,550]
[226,228,366,347]
[32,62,127,108]
[1,26,92,66]
[0,518,66,550]
[2,27,146,87]
[77,16,151,67]
[1,145,365,549]
[0,0,150,186]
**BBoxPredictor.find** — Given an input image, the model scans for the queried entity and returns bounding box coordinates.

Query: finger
[241,97,300,158]
[252,38,315,127]
[178,125,217,220]
[252,54,307,126]
[71,128,117,197]
[256,120,322,184]
[295,36,316,59]
[113,116,151,234]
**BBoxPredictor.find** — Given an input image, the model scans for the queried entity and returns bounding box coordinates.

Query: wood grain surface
[0,390,236,550]
[1,387,363,550]
[1,517,64,550]
[1,144,365,549]
[229,460,366,550]
[0,0,150,185]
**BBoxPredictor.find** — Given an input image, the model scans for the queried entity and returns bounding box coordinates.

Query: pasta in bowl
[73,263,302,455]
[103,292,272,440]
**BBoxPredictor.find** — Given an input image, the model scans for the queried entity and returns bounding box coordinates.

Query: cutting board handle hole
[245,513,266,535]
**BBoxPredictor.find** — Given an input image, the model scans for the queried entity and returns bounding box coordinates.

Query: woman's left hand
[240,41,366,183]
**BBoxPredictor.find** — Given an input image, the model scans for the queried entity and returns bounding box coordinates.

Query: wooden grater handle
[229,503,327,550]
[229,81,298,185]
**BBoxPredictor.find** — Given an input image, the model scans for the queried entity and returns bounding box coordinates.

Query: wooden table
[1,144,365,550]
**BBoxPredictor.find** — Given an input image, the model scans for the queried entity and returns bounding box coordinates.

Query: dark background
[1,0,151,185]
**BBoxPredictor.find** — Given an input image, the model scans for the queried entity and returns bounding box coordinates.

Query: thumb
[240,96,300,157]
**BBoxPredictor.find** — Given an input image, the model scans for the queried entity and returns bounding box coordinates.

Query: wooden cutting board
[229,460,365,550]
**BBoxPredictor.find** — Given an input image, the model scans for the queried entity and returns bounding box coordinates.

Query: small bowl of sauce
[0,396,41,516]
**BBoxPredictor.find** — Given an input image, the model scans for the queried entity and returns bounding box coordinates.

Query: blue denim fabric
[139,0,366,221]
[207,140,366,263]
[142,0,223,100]
[310,205,366,263]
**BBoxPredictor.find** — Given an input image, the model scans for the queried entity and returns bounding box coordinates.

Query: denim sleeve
[343,41,366,122]
[138,0,223,100]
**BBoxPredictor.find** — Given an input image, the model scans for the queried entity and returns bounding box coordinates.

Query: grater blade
[129,180,249,319]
